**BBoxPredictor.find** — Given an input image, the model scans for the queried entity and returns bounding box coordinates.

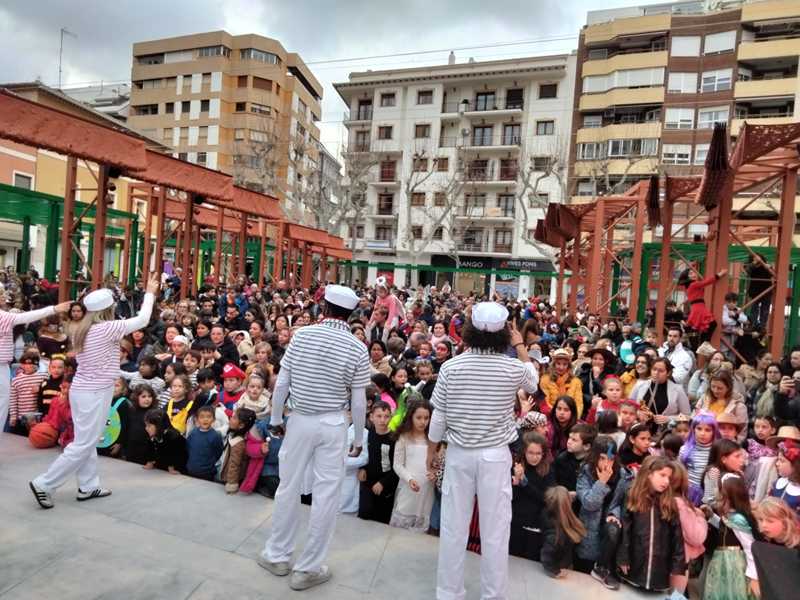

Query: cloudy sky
[0,0,663,155]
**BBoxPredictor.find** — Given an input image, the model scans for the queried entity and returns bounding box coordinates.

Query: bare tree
[231,113,282,203]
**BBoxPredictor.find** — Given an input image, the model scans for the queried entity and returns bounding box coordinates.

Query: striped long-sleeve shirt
[429,348,538,448]
[10,371,47,424]
[0,307,57,363]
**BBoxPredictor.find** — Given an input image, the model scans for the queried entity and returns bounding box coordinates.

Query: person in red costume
[371,276,405,331]
[678,266,728,346]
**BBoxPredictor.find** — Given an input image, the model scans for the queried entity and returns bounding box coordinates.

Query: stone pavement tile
[0,536,203,600]
[368,526,440,598]
[186,577,368,600]
[0,519,72,595]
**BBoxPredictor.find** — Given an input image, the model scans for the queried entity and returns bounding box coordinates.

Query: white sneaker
[29,481,54,509]
[257,555,291,577]
[76,488,112,501]
[289,566,332,591]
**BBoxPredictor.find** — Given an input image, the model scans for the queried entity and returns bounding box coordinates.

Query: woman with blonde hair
[30,274,160,509]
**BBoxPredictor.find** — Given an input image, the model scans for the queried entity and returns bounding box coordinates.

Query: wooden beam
[214,206,223,285]
[628,195,646,321]
[770,167,797,356]
[154,187,167,276]
[180,194,193,298]
[655,198,674,343]
[272,222,284,282]
[90,164,109,290]
[59,156,78,302]
[587,198,605,313]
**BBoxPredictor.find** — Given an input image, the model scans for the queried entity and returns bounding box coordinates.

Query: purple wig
[679,411,720,467]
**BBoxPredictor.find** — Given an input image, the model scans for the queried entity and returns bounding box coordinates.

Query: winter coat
[630,379,691,417]
[575,463,631,561]
[675,497,707,561]
[240,428,266,493]
[617,502,686,592]
[578,363,615,419]
[219,434,248,492]
[235,390,271,420]
[510,465,556,560]
[148,428,187,472]
[42,395,74,448]
[540,508,578,576]
[539,372,584,418]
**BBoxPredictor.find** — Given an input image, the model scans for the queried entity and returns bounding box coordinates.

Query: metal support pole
[610,260,621,316]
[707,189,734,349]
[302,242,312,289]
[258,220,267,286]
[588,199,605,313]
[770,168,797,356]
[636,249,652,325]
[59,156,78,301]
[90,164,109,290]
[272,223,284,281]
[787,265,800,351]
[128,218,139,287]
[154,187,167,277]
[655,199,674,343]
[44,200,60,281]
[19,216,31,273]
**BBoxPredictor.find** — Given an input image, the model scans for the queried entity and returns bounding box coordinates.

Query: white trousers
[0,363,9,432]
[33,385,113,492]
[262,411,347,573]
[437,444,512,600]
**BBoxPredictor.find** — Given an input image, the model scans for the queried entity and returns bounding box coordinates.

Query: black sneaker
[590,567,608,585]
[605,571,621,590]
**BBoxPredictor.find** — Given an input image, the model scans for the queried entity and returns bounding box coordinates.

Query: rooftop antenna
[58,27,77,89]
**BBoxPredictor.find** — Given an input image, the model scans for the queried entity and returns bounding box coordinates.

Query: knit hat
[222,363,246,380]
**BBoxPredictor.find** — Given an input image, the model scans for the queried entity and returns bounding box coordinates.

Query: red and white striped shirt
[10,370,47,423]
[0,307,56,363]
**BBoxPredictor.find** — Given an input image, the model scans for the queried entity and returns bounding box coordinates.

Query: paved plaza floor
[0,433,649,599]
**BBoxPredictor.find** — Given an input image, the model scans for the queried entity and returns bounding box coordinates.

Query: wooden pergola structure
[0,89,351,301]
[537,121,799,355]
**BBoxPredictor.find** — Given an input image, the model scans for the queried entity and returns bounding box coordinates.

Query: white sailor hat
[324,284,359,310]
[83,288,114,312]
[471,302,508,332]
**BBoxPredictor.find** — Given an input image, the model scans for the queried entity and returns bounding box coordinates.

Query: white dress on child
[340,424,370,514]
[390,435,434,532]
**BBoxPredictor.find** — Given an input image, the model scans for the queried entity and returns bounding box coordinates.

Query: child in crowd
[548,395,579,454]
[658,433,683,461]
[246,342,274,381]
[672,414,691,442]
[97,378,130,458]
[754,497,800,548]
[185,405,224,481]
[29,375,74,449]
[618,422,652,471]
[704,474,760,600]
[144,408,187,474]
[370,373,397,413]
[119,355,165,397]
[219,363,246,417]
[235,373,270,420]
[417,341,433,361]
[586,375,625,424]
[769,438,800,515]
[165,374,196,436]
[255,419,284,498]
[669,461,707,596]
[618,399,639,434]
[617,456,686,593]
[36,354,65,416]
[745,416,777,499]
[553,423,596,493]
[9,351,47,434]
[703,439,748,507]
[716,412,744,443]
[540,485,586,579]
[126,384,157,465]
[157,362,186,408]
[596,410,625,449]
[240,420,268,494]
[679,411,719,505]
[413,359,436,400]
[389,399,433,532]
[219,407,256,494]
[359,400,399,524]
[510,431,555,561]
[182,349,202,388]
[342,411,370,514]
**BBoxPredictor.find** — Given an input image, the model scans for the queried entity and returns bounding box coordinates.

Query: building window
[135,104,158,116]
[198,45,231,58]
[237,75,248,88]
[506,88,524,109]
[163,127,173,141]
[239,48,280,64]
[354,130,370,152]
[178,152,188,161]
[200,99,210,112]
[582,67,665,93]
[694,143,710,165]
[577,142,604,160]
[196,152,207,165]
[582,115,602,128]
[701,69,732,93]
[140,78,163,89]
[607,138,658,157]
[181,100,190,113]
[475,91,496,111]
[588,48,608,60]
[500,159,517,180]
[349,224,365,239]
[411,192,426,206]
[411,226,423,239]
[375,225,392,241]
[497,195,515,218]
[494,229,513,252]
[697,106,729,129]
[413,157,429,172]
[503,124,521,145]
[436,157,449,172]
[138,53,164,65]
[671,36,701,57]
[664,108,694,129]
[434,192,446,206]
[250,103,271,115]
[535,120,555,136]
[378,126,393,140]
[538,84,558,99]
[472,125,493,146]
[235,102,246,112]
[464,194,486,216]
[377,193,394,215]
[577,181,595,196]
[252,76,272,92]
[379,161,396,182]
[234,129,246,141]
[417,90,433,105]
[415,124,431,138]
[531,192,549,208]
[356,100,373,120]
[250,130,269,143]
[432,226,443,240]
[380,93,396,107]
[13,172,33,189]
[704,30,736,55]
[667,72,697,94]
[532,156,551,171]
[662,144,692,165]
[165,102,174,114]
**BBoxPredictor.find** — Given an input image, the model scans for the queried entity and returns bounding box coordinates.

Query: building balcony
[742,1,800,24]
[441,97,524,118]
[457,206,515,220]
[573,157,659,177]
[582,50,668,77]
[576,122,662,143]
[734,77,798,100]
[493,243,513,254]
[579,86,665,111]
[364,238,395,251]
[343,108,373,125]
[459,164,518,185]
[456,241,489,253]
[440,135,522,152]
[730,114,797,136]
[583,13,671,45]
[738,37,800,61]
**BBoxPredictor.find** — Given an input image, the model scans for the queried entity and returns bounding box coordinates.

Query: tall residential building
[335,53,576,296]
[61,82,132,122]
[571,0,800,235]
[127,31,323,215]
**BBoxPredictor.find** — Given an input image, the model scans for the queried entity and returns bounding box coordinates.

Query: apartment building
[335,53,576,296]
[127,31,323,215]
[571,0,800,235]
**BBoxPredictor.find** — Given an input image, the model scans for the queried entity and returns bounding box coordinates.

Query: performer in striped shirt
[427,302,538,600]
[29,274,160,509]
[259,284,370,592]
[0,300,71,430]
[9,351,47,432]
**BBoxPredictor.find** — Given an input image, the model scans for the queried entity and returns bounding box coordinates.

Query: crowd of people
[2,265,800,599]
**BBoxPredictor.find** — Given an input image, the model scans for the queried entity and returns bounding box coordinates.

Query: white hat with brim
[324,284,359,310]
[766,426,800,449]
[83,288,114,312]
[471,302,508,333]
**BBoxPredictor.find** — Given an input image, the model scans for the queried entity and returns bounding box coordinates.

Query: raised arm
[122,275,160,335]
[10,301,71,326]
